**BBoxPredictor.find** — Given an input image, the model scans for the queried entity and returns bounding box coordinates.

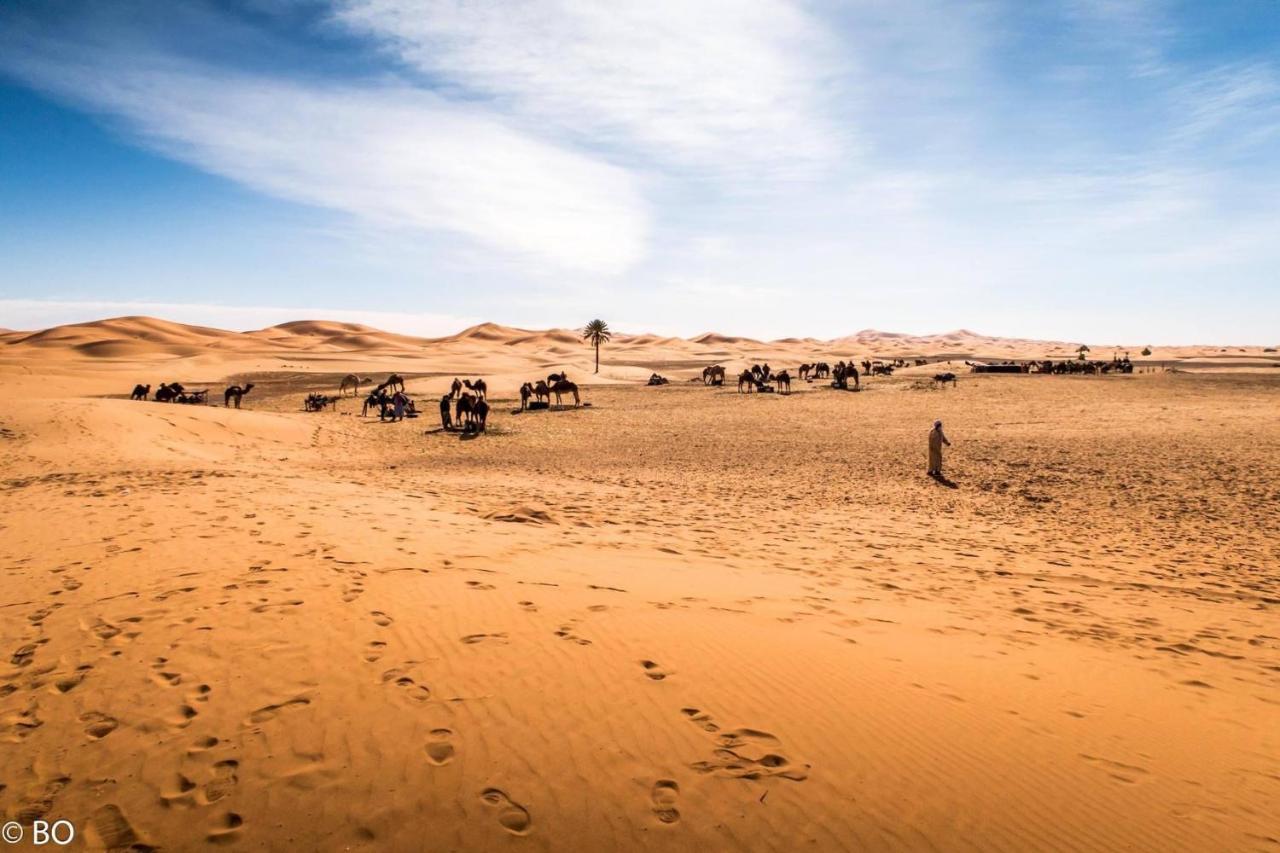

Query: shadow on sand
[929,472,959,489]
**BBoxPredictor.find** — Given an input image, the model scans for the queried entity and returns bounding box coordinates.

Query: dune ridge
[2,316,1271,369]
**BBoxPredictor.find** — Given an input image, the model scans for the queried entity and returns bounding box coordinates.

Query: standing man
[928,420,951,477]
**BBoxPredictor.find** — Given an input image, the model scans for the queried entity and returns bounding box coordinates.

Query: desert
[0,317,1277,851]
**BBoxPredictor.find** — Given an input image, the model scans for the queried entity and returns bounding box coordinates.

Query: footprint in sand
[53,664,93,694]
[461,633,508,645]
[245,696,311,725]
[201,760,240,805]
[425,729,455,765]
[650,780,681,824]
[381,668,431,702]
[206,812,244,843]
[640,660,669,681]
[680,707,720,733]
[86,804,143,850]
[363,640,387,662]
[370,611,394,627]
[480,788,531,835]
[80,711,118,740]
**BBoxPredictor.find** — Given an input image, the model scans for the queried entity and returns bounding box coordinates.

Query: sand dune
[0,318,1278,851]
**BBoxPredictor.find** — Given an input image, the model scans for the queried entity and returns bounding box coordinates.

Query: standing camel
[450,378,463,399]
[463,378,487,399]
[737,370,755,393]
[550,379,580,408]
[224,383,254,409]
[775,370,791,395]
[455,393,476,428]
[534,381,551,405]
[702,365,726,385]
[339,374,361,397]
[385,374,405,393]
[130,384,150,401]
[519,382,533,410]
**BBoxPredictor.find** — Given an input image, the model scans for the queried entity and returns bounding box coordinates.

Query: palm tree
[1076,344,1090,361]
[582,319,611,374]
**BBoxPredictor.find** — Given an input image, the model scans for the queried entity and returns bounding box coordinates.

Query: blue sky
[1,0,1278,343]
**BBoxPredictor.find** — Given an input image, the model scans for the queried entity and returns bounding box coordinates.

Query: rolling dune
[0,318,1277,851]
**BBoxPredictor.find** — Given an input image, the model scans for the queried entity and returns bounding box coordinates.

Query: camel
[472,398,490,432]
[797,364,811,381]
[130,383,150,401]
[775,370,791,394]
[450,378,463,399]
[813,363,830,379]
[550,379,580,408]
[702,365,726,385]
[534,380,551,405]
[305,393,335,411]
[224,383,254,408]
[519,382,533,410]
[385,374,405,393]
[455,393,475,428]
[833,364,859,390]
[339,374,361,397]
[363,390,389,418]
[547,371,568,386]
[737,370,755,393]
[463,378,487,399]
[933,372,957,388]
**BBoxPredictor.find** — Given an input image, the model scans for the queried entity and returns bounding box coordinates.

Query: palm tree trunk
[594,341,600,373]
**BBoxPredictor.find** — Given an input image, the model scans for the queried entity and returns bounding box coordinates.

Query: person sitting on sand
[439,395,452,431]
[928,420,951,477]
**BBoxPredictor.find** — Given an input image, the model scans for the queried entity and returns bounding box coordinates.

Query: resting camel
[130,383,150,401]
[463,378,487,399]
[534,380,551,405]
[933,372,957,388]
[363,390,389,418]
[702,365,726,385]
[775,370,791,394]
[224,383,254,409]
[551,379,580,408]
[450,378,463,399]
[519,382,533,410]
[339,374,361,397]
[737,370,755,393]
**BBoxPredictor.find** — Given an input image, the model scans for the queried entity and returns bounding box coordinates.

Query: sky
[1,1,1278,344]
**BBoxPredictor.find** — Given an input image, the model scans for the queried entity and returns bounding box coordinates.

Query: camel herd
[130,382,253,407]
[518,372,581,410]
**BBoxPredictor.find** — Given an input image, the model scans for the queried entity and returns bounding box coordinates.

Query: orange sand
[0,317,1277,851]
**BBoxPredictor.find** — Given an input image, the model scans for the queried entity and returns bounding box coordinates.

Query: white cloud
[2,40,649,275]
[332,0,847,178]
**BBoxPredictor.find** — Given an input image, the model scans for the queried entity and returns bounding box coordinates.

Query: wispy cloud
[332,0,847,178]
[1,28,649,275]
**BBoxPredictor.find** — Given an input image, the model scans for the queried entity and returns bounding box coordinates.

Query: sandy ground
[1,319,1278,851]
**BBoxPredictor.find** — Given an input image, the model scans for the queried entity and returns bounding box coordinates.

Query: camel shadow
[929,473,959,489]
